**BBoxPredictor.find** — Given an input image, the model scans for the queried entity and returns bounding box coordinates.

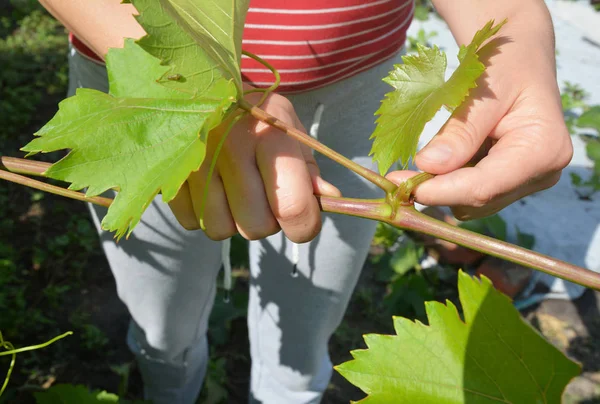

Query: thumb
[415,86,506,175]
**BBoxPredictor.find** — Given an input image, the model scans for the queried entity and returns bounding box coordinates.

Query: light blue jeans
[68,45,403,403]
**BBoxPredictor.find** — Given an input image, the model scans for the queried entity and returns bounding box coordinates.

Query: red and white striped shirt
[71,0,413,94]
[242,0,413,93]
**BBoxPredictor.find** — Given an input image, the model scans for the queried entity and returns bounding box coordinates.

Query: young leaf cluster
[369,20,506,174]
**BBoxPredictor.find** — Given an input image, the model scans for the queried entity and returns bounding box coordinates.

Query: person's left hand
[387,18,573,220]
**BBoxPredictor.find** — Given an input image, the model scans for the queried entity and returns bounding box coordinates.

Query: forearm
[39,0,145,59]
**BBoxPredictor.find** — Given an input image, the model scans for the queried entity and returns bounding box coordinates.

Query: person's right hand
[168,91,340,243]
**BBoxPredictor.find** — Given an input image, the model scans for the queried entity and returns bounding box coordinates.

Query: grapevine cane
[4,153,600,290]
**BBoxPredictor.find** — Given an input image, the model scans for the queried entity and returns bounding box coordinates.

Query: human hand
[387,13,573,220]
[168,91,340,242]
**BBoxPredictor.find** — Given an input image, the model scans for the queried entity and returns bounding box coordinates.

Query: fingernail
[418,144,452,164]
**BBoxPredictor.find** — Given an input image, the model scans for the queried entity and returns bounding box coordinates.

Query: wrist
[434,0,557,83]
[433,0,553,49]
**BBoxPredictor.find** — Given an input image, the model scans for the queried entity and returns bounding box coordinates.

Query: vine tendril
[241,50,281,106]
[0,331,72,397]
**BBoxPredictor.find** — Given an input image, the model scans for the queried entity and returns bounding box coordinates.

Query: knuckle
[276,199,311,224]
[171,209,200,231]
[260,96,296,125]
[539,171,562,191]
[240,219,280,241]
[550,171,562,186]
[205,226,237,241]
[529,124,573,173]
[305,159,320,175]
[288,217,322,244]
[469,185,495,209]
[452,207,475,222]
[269,94,293,111]
[179,220,200,231]
[443,119,480,150]
[269,105,294,125]
[551,135,574,172]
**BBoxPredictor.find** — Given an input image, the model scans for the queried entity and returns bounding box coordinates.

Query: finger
[299,143,341,197]
[386,166,559,220]
[411,125,569,214]
[415,95,506,174]
[256,127,322,244]
[168,181,201,230]
[415,46,517,174]
[218,147,280,240]
[450,171,561,220]
[187,168,236,240]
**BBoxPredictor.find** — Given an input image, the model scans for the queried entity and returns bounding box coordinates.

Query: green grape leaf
[132,0,240,98]
[369,20,506,174]
[372,222,404,249]
[133,0,249,91]
[34,384,150,403]
[588,139,600,162]
[587,139,600,177]
[578,106,600,133]
[22,89,233,239]
[335,271,580,403]
[389,239,423,276]
[22,34,236,239]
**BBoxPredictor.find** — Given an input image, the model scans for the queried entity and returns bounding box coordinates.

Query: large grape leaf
[369,20,506,174]
[22,37,236,239]
[131,0,249,92]
[22,90,232,239]
[335,271,580,403]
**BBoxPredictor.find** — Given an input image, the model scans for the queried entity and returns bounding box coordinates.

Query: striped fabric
[70,0,414,94]
[242,0,414,93]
